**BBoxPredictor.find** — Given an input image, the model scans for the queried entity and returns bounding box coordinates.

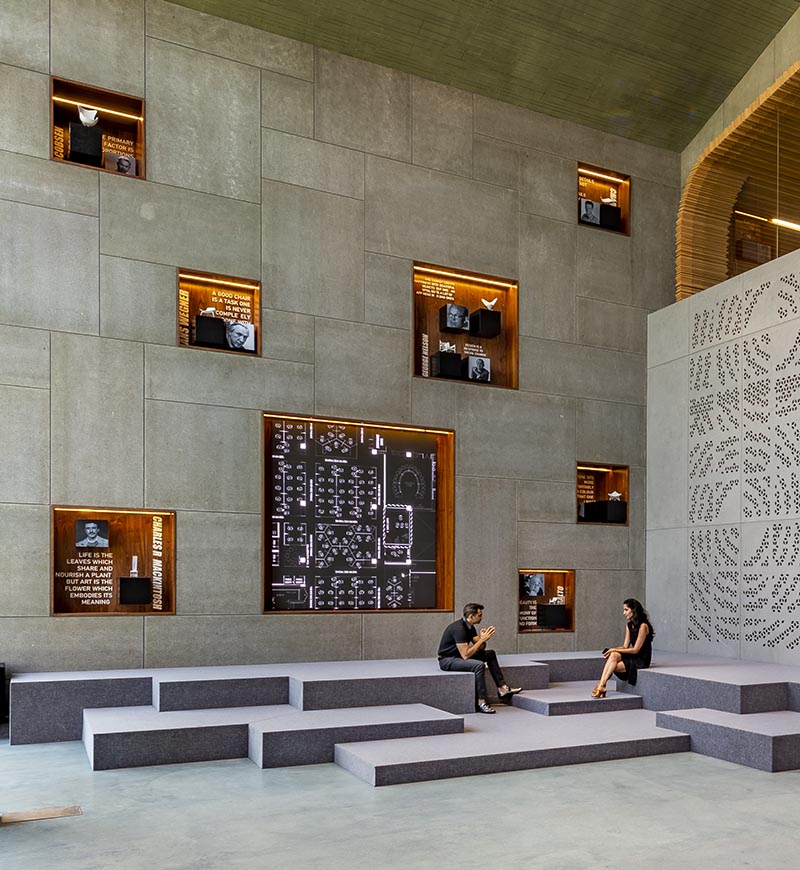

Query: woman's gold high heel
[591,684,607,699]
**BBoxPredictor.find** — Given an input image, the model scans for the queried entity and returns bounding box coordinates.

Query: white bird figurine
[77,105,99,127]
[481,297,498,310]
[608,491,622,501]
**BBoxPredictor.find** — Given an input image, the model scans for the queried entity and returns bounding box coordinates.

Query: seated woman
[592,598,654,698]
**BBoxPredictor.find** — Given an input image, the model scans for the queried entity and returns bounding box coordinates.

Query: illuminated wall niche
[518,569,575,632]
[52,506,175,616]
[51,77,145,178]
[576,462,629,524]
[263,413,454,612]
[413,263,519,389]
[577,165,630,234]
[177,269,261,355]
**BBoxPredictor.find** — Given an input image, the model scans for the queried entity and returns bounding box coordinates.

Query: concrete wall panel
[0,201,99,334]
[100,174,260,276]
[0,386,49,505]
[146,0,313,78]
[51,0,144,96]
[51,334,143,507]
[147,38,261,201]
[263,179,364,320]
[365,156,518,278]
[316,49,410,161]
[144,400,261,513]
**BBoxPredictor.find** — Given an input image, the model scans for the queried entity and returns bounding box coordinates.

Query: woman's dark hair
[624,598,655,639]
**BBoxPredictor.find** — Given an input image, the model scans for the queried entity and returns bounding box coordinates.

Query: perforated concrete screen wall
[648,249,800,663]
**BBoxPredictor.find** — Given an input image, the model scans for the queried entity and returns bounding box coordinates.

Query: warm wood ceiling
[171,0,800,151]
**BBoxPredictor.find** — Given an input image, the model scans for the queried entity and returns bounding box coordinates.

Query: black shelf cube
[599,203,622,232]
[536,603,569,629]
[68,122,103,167]
[430,351,463,379]
[469,308,501,338]
[193,314,227,349]
[119,577,153,605]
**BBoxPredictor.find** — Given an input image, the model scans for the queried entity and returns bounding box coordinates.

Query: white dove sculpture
[481,297,498,310]
[77,105,99,127]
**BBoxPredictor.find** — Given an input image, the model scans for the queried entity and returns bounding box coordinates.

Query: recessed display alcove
[518,569,575,632]
[51,77,145,178]
[576,463,629,524]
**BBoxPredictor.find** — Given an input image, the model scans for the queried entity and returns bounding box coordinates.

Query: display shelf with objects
[576,463,629,524]
[577,165,630,234]
[413,263,518,389]
[263,412,454,613]
[51,506,175,616]
[177,269,261,355]
[518,570,575,632]
[51,77,145,178]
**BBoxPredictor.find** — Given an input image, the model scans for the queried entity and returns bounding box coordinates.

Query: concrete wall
[647,248,800,664]
[0,0,679,673]
[681,6,800,186]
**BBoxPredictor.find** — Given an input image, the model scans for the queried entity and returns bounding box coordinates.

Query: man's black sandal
[498,687,522,698]
[477,701,496,714]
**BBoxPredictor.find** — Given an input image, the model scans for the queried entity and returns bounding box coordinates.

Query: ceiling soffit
[171,0,800,151]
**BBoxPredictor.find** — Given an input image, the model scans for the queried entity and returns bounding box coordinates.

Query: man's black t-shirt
[438,618,477,658]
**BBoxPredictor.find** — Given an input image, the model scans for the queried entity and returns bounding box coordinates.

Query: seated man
[437,602,521,713]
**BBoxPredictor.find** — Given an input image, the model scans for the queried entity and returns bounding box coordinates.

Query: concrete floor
[1,725,798,870]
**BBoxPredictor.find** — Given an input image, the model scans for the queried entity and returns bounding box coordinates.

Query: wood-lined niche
[413,263,518,389]
[576,463,629,525]
[177,269,261,355]
[577,165,630,234]
[52,506,175,616]
[518,569,575,632]
[51,77,145,178]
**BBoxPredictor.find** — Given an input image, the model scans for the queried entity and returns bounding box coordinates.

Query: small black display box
[536,604,569,629]
[600,204,622,232]
[193,314,227,349]
[578,500,627,524]
[469,308,501,339]
[68,122,103,167]
[119,577,153,605]
[431,351,463,379]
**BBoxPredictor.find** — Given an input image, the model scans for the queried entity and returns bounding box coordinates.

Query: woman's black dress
[618,620,652,686]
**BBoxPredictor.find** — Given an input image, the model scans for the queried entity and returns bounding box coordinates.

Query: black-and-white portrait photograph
[225,320,256,352]
[444,303,469,330]
[467,355,491,382]
[522,573,545,597]
[579,197,600,224]
[104,152,136,175]
[76,519,110,548]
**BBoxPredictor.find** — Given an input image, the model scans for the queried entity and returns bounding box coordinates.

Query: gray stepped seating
[334,706,690,786]
[289,672,475,713]
[10,671,154,744]
[83,704,295,770]
[286,659,548,713]
[525,653,605,683]
[655,708,800,772]
[511,681,643,715]
[7,655,576,745]
[618,668,791,713]
[249,704,464,768]
[153,674,289,711]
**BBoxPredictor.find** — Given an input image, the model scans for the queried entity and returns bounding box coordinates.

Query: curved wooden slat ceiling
[677,62,800,300]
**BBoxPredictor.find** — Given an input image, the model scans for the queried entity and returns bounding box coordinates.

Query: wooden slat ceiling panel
[172,0,800,150]
[677,66,800,298]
